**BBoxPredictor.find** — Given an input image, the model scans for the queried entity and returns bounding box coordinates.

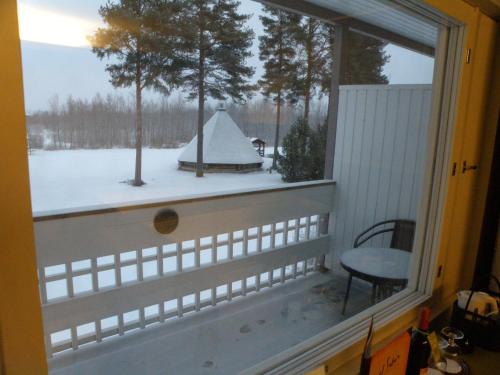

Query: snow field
[29,147,283,213]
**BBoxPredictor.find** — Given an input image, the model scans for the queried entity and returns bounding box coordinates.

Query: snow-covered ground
[29,147,283,213]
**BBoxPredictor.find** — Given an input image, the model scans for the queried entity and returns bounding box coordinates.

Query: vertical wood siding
[330,84,432,268]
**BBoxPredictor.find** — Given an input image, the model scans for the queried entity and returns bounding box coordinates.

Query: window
[18,0,461,373]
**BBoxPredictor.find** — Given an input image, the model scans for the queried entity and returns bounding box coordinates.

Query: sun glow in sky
[17,3,99,47]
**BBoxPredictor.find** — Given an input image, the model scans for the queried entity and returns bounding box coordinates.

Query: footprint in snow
[239,324,252,334]
[202,360,214,368]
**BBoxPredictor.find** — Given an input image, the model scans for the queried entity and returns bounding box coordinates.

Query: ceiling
[305,0,439,48]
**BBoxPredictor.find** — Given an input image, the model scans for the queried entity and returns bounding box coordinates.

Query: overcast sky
[18,0,435,113]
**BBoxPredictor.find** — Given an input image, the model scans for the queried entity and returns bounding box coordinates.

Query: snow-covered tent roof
[178,108,263,165]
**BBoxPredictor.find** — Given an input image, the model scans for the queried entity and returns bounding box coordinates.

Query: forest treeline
[26,94,328,150]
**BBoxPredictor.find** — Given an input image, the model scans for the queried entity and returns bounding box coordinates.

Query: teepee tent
[178,107,263,172]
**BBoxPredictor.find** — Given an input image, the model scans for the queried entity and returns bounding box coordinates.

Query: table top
[340,247,411,282]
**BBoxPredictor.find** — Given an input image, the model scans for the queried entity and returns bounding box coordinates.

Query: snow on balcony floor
[49,273,371,375]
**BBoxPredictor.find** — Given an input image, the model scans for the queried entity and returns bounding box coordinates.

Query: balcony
[31,84,431,374]
[34,181,369,374]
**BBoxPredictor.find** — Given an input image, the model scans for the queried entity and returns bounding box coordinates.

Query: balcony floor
[50,272,372,375]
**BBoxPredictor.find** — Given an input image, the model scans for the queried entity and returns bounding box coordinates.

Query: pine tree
[343,31,390,84]
[295,18,330,123]
[277,117,311,182]
[308,119,328,180]
[174,0,255,177]
[295,22,388,126]
[320,26,390,91]
[90,0,178,186]
[278,118,327,183]
[258,6,302,171]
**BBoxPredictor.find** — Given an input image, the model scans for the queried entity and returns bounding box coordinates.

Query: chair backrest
[354,219,416,252]
[390,220,416,252]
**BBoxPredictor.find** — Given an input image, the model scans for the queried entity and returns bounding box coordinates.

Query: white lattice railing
[33,181,335,357]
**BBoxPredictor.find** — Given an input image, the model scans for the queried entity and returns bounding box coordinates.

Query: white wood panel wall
[329,84,432,268]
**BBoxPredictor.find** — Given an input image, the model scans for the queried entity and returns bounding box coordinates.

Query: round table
[340,247,411,313]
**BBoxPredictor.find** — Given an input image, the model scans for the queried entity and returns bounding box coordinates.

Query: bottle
[406,307,431,375]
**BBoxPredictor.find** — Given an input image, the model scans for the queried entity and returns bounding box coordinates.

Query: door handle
[462,161,478,173]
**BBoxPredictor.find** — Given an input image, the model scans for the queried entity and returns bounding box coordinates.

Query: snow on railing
[34,181,335,357]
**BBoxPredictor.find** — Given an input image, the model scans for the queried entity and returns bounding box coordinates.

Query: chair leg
[342,274,353,315]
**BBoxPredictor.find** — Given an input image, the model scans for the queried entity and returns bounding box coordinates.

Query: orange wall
[0,0,48,373]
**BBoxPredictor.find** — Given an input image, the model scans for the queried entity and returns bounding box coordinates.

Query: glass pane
[18,0,449,373]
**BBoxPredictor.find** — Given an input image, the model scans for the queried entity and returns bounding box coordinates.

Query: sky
[17,0,435,113]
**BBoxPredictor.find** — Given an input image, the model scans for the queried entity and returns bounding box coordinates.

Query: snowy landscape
[29,147,283,214]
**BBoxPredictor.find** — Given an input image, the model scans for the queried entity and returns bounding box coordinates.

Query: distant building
[178,107,263,173]
[250,137,265,157]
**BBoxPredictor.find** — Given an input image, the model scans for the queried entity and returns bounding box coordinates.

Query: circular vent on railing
[153,209,179,234]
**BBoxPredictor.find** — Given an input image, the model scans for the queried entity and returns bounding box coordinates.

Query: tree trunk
[304,19,314,123]
[133,61,143,186]
[271,91,281,170]
[272,21,285,172]
[196,77,205,177]
[196,16,205,178]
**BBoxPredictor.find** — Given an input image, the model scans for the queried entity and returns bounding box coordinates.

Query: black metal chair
[341,219,416,314]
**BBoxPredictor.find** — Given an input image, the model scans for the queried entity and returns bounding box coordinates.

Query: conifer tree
[90,0,179,186]
[320,26,390,91]
[308,119,328,180]
[278,118,327,183]
[295,18,330,123]
[174,0,255,177]
[280,26,389,183]
[258,6,302,171]
[296,22,389,126]
[277,117,311,182]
